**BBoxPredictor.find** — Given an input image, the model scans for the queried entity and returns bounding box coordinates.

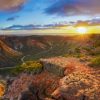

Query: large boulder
[40,57,70,77]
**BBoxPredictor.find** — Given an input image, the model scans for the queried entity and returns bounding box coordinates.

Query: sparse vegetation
[0,61,43,76]
[90,56,100,67]
[21,61,43,74]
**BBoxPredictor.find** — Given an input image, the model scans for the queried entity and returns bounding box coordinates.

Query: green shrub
[21,61,43,73]
[11,66,23,75]
[90,56,100,67]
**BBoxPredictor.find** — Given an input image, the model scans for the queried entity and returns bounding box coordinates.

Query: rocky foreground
[1,57,100,100]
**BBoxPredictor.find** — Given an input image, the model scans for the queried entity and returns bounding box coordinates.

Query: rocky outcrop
[3,57,100,100]
[5,71,60,100]
[40,57,70,77]
[41,57,100,100]
[52,72,100,100]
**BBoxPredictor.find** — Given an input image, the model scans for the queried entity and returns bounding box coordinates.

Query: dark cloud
[6,16,19,21]
[2,24,62,30]
[45,0,100,16]
[2,24,42,30]
[86,18,100,26]
[0,0,27,11]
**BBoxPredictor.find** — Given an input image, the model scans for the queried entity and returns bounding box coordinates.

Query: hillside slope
[0,40,22,57]
[0,34,100,67]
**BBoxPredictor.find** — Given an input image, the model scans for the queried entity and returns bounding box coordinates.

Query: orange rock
[0,83,5,97]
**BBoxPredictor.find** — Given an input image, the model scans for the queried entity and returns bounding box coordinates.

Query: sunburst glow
[77,27,87,34]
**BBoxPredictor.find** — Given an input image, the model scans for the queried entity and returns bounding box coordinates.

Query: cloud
[2,24,42,30]
[0,0,27,11]
[72,18,100,27]
[6,16,19,21]
[2,18,100,30]
[45,0,100,16]
[87,18,100,26]
[2,24,63,30]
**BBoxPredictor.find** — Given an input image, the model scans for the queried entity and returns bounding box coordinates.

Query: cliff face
[0,40,22,57]
[0,38,23,67]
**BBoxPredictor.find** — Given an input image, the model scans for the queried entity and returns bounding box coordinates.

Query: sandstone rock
[44,98,54,100]
[53,72,100,100]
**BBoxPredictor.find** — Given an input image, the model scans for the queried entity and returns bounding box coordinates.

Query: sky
[0,0,100,35]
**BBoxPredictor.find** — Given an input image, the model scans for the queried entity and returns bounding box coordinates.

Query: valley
[0,0,100,99]
[0,34,100,100]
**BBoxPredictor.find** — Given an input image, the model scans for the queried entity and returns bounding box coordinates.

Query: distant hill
[0,34,100,67]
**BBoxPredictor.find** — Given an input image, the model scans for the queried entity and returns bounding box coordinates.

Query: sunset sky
[0,0,100,35]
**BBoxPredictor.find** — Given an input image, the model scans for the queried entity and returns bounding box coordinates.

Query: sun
[77,27,87,34]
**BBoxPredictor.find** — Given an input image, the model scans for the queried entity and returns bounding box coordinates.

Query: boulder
[40,57,69,77]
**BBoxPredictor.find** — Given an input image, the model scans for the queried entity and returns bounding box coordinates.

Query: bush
[11,66,23,75]
[21,61,43,74]
[90,56,100,67]
[91,47,100,56]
